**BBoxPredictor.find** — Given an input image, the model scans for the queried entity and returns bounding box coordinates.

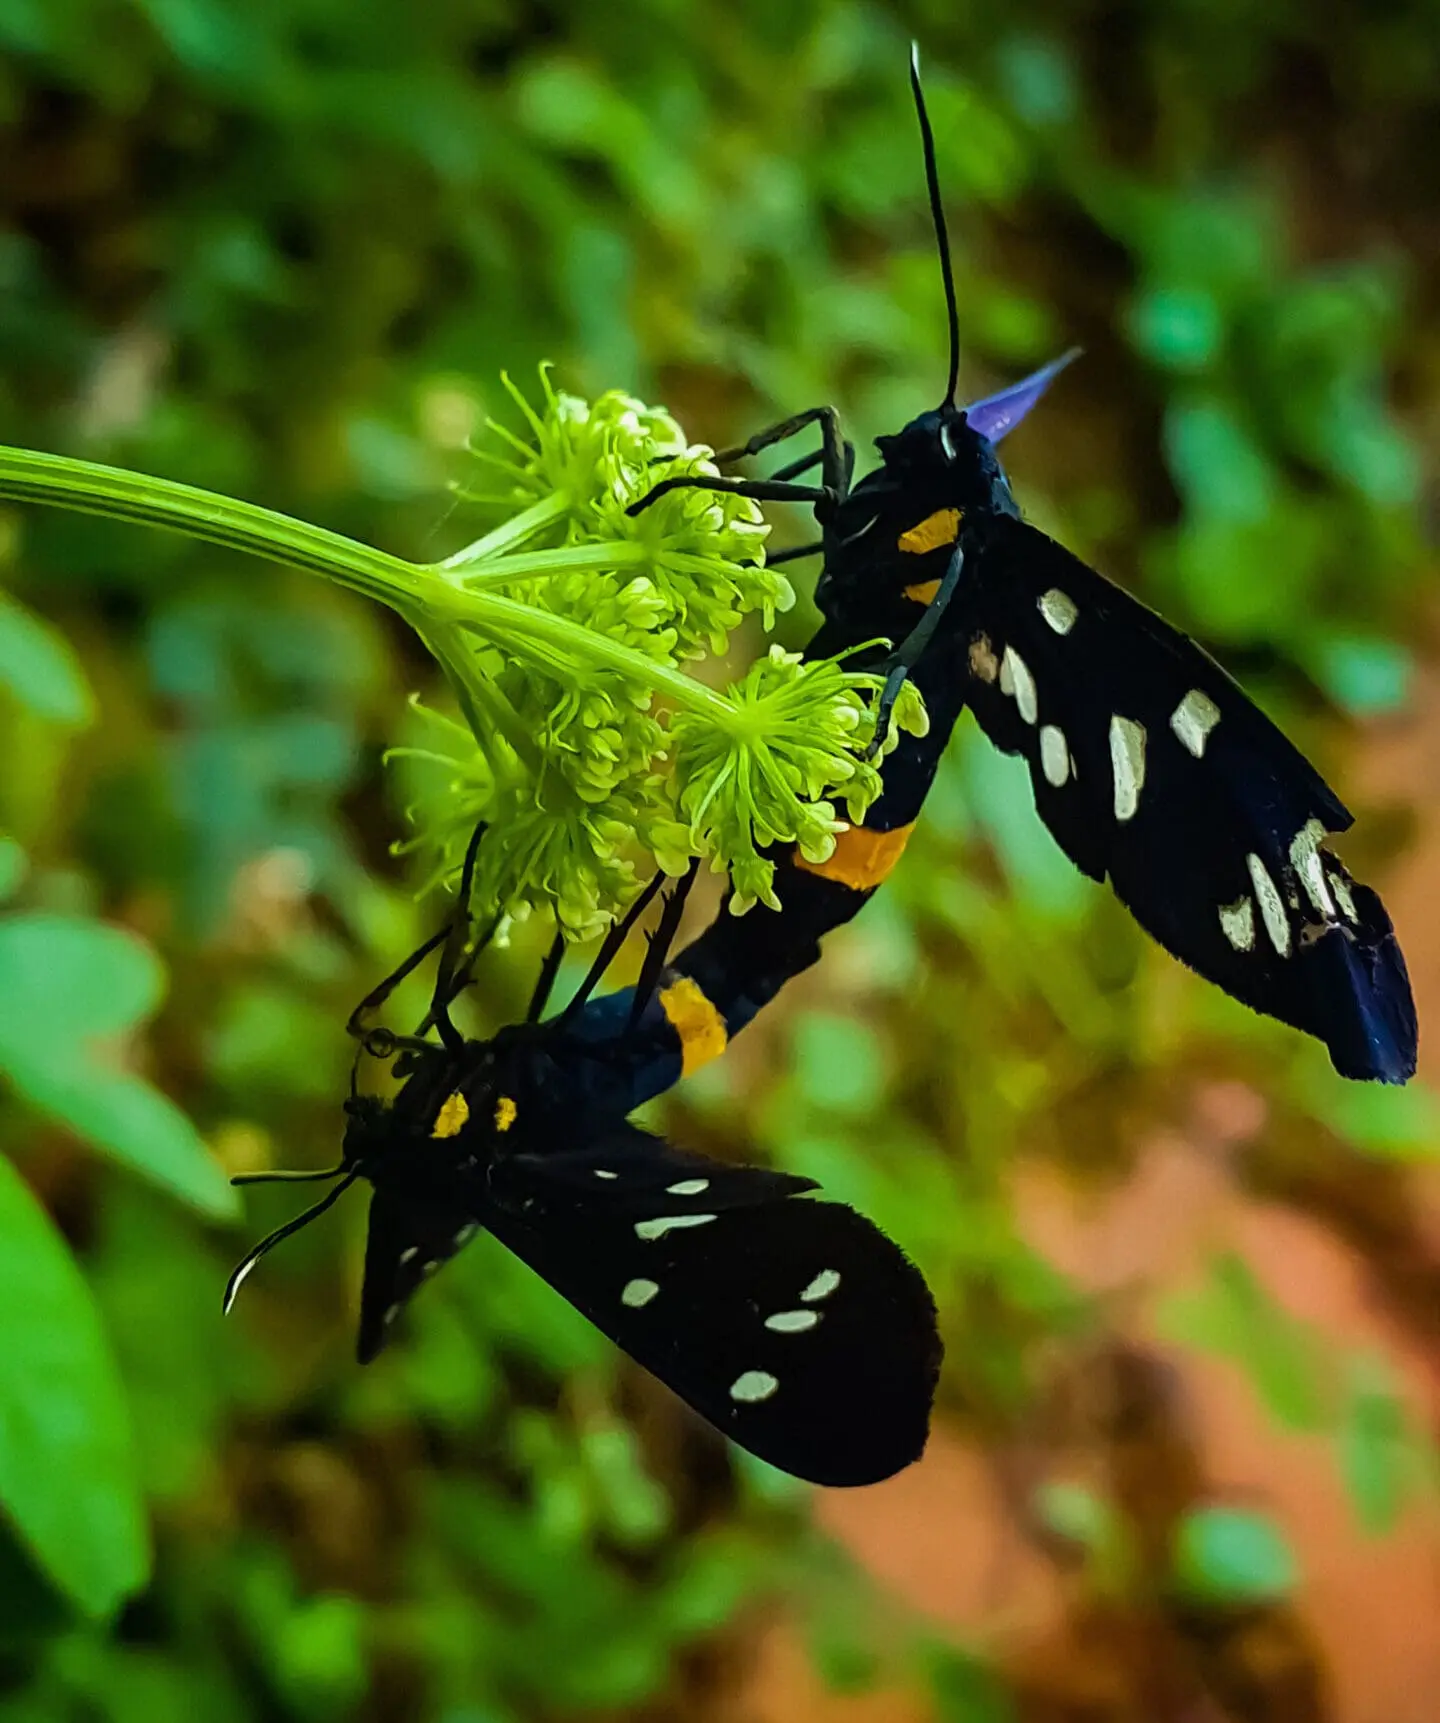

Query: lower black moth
[629,46,1417,1085]
[226,828,941,1489]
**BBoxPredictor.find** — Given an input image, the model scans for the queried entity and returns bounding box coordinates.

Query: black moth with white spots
[630,45,1416,1084]
[225,856,941,1490]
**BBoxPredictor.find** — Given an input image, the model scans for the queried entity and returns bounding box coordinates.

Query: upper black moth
[225,831,941,1489]
[630,45,1417,1085]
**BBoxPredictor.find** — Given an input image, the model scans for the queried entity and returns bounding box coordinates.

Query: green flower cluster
[392,372,927,939]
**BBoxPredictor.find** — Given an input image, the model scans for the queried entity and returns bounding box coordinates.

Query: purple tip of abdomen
[963,347,1082,444]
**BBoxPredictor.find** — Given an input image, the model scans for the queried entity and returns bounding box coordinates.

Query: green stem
[444,595,735,720]
[438,491,571,569]
[0,445,428,612]
[449,540,654,587]
[0,443,735,723]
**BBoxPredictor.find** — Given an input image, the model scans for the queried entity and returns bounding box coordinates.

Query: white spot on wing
[1001,646,1038,724]
[666,1178,710,1196]
[1170,689,1221,758]
[729,1370,780,1403]
[399,1247,418,1265]
[1218,896,1256,951]
[938,421,956,460]
[455,1224,478,1246]
[593,1169,619,1180]
[622,1277,660,1308]
[1108,716,1147,821]
[1038,588,1078,634]
[1247,853,1292,956]
[1289,819,1334,918]
[634,1213,718,1241]
[1328,868,1359,923]
[800,1269,841,1303]
[765,1309,820,1333]
[1039,724,1070,787]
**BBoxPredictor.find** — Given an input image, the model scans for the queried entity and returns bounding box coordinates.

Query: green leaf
[0,589,94,726]
[791,1011,885,1116]
[1307,636,1412,718]
[1171,1507,1297,1605]
[1158,1253,1332,1431]
[0,915,237,1218]
[1338,1356,1418,1536]
[0,1152,148,1615]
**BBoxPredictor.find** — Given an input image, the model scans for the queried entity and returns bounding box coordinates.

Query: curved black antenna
[909,42,960,409]
[223,1170,360,1313]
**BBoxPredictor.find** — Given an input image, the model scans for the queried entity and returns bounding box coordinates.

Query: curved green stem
[0,443,736,724]
[0,445,428,612]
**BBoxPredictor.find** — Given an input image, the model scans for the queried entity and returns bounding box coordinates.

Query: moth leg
[626,473,835,518]
[628,858,701,1030]
[765,540,825,565]
[346,925,450,1043]
[556,871,668,1025]
[526,927,566,1025]
[865,542,966,761]
[716,406,850,497]
[427,820,489,1052]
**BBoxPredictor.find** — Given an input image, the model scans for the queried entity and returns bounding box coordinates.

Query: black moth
[226,834,942,1489]
[631,46,1417,1086]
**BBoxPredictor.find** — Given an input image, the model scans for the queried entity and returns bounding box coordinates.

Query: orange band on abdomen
[658,977,729,1076]
[792,822,915,892]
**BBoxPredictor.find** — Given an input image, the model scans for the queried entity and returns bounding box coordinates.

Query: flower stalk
[0,370,925,937]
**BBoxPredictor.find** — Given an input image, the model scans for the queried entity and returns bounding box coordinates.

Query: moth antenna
[223,1171,360,1313]
[909,42,960,409]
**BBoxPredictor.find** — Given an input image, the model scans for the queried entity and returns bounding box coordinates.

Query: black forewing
[953,514,1415,1082]
[357,1190,482,1364]
[483,1124,941,1487]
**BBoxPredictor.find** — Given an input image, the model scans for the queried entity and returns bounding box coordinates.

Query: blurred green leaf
[1158,1253,1332,1431]
[0,590,93,727]
[0,914,236,1217]
[0,1152,148,1615]
[1171,1506,1298,1605]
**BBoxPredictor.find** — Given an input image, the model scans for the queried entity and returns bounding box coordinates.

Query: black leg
[527,927,566,1024]
[766,541,824,566]
[346,926,450,1043]
[626,473,834,518]
[557,872,668,1026]
[769,449,823,483]
[716,405,847,489]
[412,919,496,1039]
[864,542,966,761]
[428,821,489,1053]
[627,859,700,1030]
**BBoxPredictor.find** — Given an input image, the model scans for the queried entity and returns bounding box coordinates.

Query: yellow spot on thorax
[793,822,915,891]
[658,977,729,1077]
[903,577,943,605]
[898,508,961,556]
[494,1095,517,1132]
[432,1091,470,1138]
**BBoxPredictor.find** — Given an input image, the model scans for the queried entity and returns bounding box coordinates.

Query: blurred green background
[0,1,1436,1718]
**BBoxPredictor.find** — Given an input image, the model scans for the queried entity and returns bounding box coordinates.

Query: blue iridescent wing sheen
[950,514,1416,1082]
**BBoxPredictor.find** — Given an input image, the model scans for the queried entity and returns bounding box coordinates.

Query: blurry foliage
[0,0,1435,1720]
